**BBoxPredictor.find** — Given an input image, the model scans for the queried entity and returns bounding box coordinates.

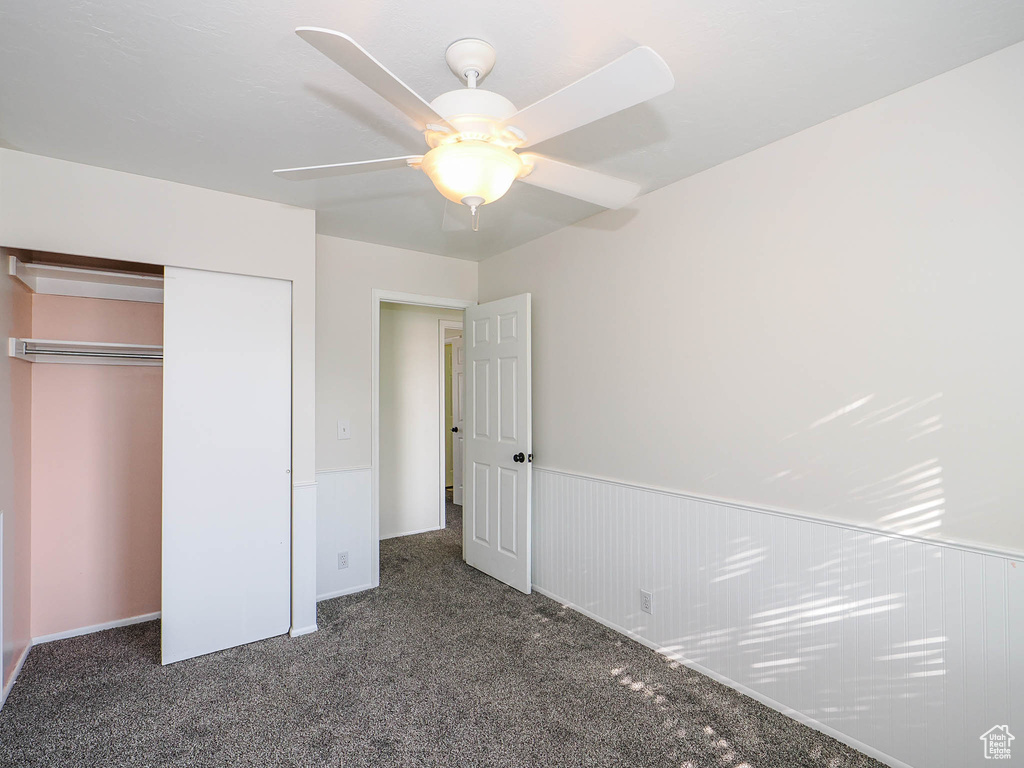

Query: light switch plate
[337,419,351,440]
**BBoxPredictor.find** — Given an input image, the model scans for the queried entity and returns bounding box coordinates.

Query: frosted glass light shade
[420,140,523,205]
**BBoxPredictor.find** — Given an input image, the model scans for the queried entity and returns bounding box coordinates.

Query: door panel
[498,467,518,555]
[472,359,490,437]
[499,357,518,441]
[463,294,531,593]
[162,268,292,664]
[473,462,490,543]
[452,335,465,505]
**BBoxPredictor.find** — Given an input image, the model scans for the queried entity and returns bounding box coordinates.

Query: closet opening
[8,248,165,650]
[7,248,295,666]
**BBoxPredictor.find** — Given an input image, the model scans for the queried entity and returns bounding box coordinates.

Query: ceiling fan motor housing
[428,89,519,145]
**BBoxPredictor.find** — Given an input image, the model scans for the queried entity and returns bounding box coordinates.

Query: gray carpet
[0,494,885,767]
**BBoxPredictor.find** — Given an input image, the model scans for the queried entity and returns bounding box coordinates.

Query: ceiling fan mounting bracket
[445,38,497,85]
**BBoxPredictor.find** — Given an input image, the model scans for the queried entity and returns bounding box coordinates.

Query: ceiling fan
[275,29,674,231]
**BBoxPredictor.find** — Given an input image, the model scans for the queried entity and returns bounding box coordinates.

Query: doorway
[442,322,464,509]
[372,290,534,593]
[371,290,474,587]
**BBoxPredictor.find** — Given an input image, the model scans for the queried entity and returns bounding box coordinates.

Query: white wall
[481,41,1024,555]
[0,150,316,484]
[315,235,476,599]
[379,303,462,539]
[0,149,319,635]
[480,41,1024,768]
[316,235,477,472]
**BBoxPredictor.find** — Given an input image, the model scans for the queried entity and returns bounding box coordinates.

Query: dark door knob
[513,452,525,463]
[451,427,459,433]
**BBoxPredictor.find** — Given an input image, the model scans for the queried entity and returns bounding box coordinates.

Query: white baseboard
[533,585,913,768]
[0,642,32,712]
[380,525,441,540]
[32,611,161,646]
[317,583,373,602]
[289,624,318,638]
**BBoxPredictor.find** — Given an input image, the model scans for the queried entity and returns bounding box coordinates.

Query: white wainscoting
[532,468,1023,768]
[316,468,373,601]
[291,481,319,636]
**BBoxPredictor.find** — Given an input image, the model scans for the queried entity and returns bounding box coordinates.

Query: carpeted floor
[0,494,885,768]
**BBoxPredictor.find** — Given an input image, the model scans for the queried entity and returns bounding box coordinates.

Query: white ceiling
[2,1,1022,261]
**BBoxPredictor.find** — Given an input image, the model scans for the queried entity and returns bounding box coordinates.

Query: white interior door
[463,294,531,593]
[162,267,292,665]
[452,334,465,506]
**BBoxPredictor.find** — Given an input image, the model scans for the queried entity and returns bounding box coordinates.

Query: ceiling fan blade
[518,154,640,209]
[296,28,454,131]
[503,47,673,148]
[441,200,471,232]
[274,155,422,181]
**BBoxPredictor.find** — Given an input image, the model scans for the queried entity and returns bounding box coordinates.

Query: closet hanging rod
[9,338,164,367]
[24,348,163,361]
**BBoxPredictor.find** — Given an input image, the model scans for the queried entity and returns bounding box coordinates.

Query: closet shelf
[9,254,164,304]
[8,338,163,366]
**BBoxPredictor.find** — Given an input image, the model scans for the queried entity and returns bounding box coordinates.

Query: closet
[8,250,292,664]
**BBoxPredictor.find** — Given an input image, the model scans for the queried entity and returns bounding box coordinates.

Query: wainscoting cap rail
[534,466,1023,562]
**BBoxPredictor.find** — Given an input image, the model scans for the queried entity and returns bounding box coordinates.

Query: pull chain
[461,195,485,232]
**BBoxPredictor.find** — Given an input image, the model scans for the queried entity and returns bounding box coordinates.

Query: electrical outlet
[640,589,653,615]
[337,551,349,570]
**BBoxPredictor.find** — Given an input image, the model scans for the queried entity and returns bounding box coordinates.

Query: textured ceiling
[2,1,1023,260]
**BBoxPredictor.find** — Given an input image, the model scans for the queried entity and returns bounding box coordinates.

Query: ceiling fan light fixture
[419,140,524,206]
[281,29,675,227]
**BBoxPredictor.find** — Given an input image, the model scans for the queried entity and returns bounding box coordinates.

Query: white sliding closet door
[162,267,292,665]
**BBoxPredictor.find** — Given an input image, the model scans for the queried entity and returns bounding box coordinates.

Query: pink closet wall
[30,294,162,638]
